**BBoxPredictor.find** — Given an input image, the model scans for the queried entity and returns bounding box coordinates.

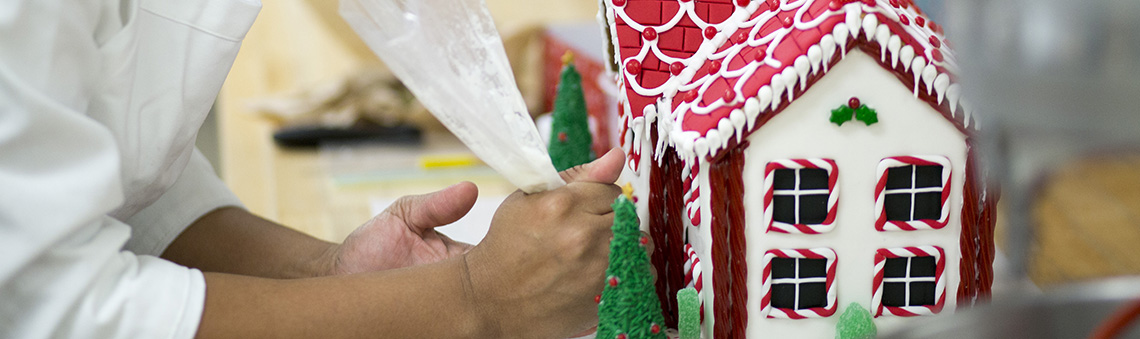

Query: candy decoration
[677,287,701,339]
[831,99,878,126]
[836,303,877,339]
[760,248,838,319]
[871,246,947,316]
[874,156,952,231]
[762,159,840,234]
[597,196,667,339]
[548,52,595,172]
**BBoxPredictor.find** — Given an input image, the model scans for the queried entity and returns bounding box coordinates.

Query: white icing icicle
[900,45,915,71]
[833,24,849,58]
[744,96,761,130]
[933,73,950,105]
[794,56,810,91]
[820,35,836,71]
[694,138,709,159]
[845,8,861,39]
[769,75,785,110]
[717,119,734,148]
[911,56,926,97]
[887,35,902,68]
[807,45,822,75]
[861,14,878,42]
[922,64,938,96]
[946,84,961,116]
[730,108,746,142]
[706,130,721,155]
[643,103,657,123]
[875,25,890,62]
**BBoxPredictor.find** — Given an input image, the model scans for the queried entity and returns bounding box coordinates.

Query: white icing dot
[887,35,902,68]
[900,45,915,72]
[861,13,878,42]
[933,73,950,105]
[807,45,822,75]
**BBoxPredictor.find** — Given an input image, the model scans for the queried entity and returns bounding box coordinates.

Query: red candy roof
[604,0,972,162]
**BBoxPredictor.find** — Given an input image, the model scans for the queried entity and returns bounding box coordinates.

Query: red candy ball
[558,132,568,142]
[640,236,650,245]
[616,334,627,339]
[594,294,602,303]
[915,16,926,27]
[899,14,910,25]
[848,97,861,109]
[736,0,750,6]
[685,89,700,102]
[670,61,685,75]
[704,26,718,39]
[782,16,794,28]
[929,36,942,48]
[724,89,737,102]
[931,49,944,62]
[651,324,661,334]
[608,276,620,287]
[612,0,626,6]
[625,59,641,74]
[643,27,658,41]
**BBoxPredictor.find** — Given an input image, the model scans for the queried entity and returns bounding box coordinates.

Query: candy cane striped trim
[874,156,952,231]
[871,246,947,317]
[683,244,705,323]
[760,248,838,319]
[683,164,702,226]
[763,159,840,234]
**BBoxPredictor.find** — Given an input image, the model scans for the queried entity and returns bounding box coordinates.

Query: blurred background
[205,2,1140,332]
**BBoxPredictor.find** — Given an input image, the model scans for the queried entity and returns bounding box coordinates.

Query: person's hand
[463,148,626,338]
[327,182,480,275]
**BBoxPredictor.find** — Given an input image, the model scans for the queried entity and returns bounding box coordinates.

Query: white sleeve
[0,1,206,338]
[123,149,245,256]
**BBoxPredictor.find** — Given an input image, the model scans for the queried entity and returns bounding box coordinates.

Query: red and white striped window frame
[874,156,952,231]
[871,246,947,317]
[760,248,838,319]
[763,159,839,234]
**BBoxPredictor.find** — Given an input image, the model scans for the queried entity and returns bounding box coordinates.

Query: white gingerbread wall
[684,49,969,338]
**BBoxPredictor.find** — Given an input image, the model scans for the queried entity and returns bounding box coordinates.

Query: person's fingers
[559,148,626,184]
[389,181,479,234]
[437,231,475,255]
[565,182,623,216]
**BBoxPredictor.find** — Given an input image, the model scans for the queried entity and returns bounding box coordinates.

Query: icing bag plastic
[340,0,565,193]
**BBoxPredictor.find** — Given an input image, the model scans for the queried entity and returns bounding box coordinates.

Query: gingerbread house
[599,0,997,337]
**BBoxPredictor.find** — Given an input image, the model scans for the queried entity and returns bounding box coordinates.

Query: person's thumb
[389,181,479,234]
[559,148,626,184]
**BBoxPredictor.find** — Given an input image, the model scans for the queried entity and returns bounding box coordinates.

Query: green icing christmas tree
[548,52,594,172]
[835,302,877,339]
[597,194,666,339]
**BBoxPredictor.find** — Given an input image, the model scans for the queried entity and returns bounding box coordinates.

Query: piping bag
[340,0,565,193]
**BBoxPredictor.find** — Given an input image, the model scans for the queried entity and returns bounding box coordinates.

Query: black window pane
[774,169,796,189]
[772,258,796,279]
[911,256,937,277]
[886,166,913,189]
[772,283,797,309]
[883,282,907,307]
[884,193,912,221]
[799,168,829,189]
[799,258,827,278]
[914,165,944,188]
[798,194,829,224]
[773,196,796,224]
[798,282,827,309]
[910,282,936,306]
[913,192,943,220]
[884,257,908,278]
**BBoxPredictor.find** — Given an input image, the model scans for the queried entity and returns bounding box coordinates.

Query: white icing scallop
[820,34,837,71]
[922,63,938,96]
[694,137,709,158]
[875,24,891,62]
[899,45,915,72]
[911,56,926,97]
[807,45,823,76]
[887,35,902,68]
[769,74,786,110]
[717,119,734,147]
[744,97,761,126]
[706,130,721,154]
[833,24,849,58]
[794,56,811,91]
[946,84,961,116]
[861,13,878,41]
[845,8,861,39]
[933,73,950,104]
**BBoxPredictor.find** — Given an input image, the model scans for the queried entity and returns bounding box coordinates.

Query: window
[875,156,951,231]
[764,159,838,234]
[872,246,946,317]
[761,248,837,318]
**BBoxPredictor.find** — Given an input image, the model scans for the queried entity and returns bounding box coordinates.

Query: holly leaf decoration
[855,105,879,126]
[830,106,854,126]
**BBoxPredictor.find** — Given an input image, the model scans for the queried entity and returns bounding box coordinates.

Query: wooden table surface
[217,0,1140,287]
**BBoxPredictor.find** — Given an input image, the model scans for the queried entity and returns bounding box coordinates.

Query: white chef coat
[0,0,259,338]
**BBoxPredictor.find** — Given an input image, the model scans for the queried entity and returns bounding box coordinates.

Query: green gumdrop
[835,302,877,339]
[677,287,701,339]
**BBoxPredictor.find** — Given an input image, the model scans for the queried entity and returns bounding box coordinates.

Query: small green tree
[597,195,666,339]
[548,52,594,171]
[835,302,877,339]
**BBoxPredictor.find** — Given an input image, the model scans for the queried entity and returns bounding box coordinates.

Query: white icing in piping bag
[341,0,565,193]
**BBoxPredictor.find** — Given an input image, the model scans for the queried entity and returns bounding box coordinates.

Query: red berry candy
[753,48,768,62]
[931,49,944,62]
[651,324,662,334]
[685,89,700,102]
[848,97,861,109]
[861,0,875,5]
[782,16,794,28]
[558,131,568,142]
[608,276,620,287]
[643,27,658,41]
[670,61,685,75]
[899,14,910,25]
[640,236,650,245]
[736,0,750,6]
[889,0,899,7]
[724,89,737,102]
[731,30,748,44]
[709,59,722,72]
[616,334,627,339]
[626,59,641,74]
[767,0,779,9]
[612,0,626,6]
[704,26,718,39]
[595,294,602,303]
[929,36,942,48]
[915,16,926,27]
